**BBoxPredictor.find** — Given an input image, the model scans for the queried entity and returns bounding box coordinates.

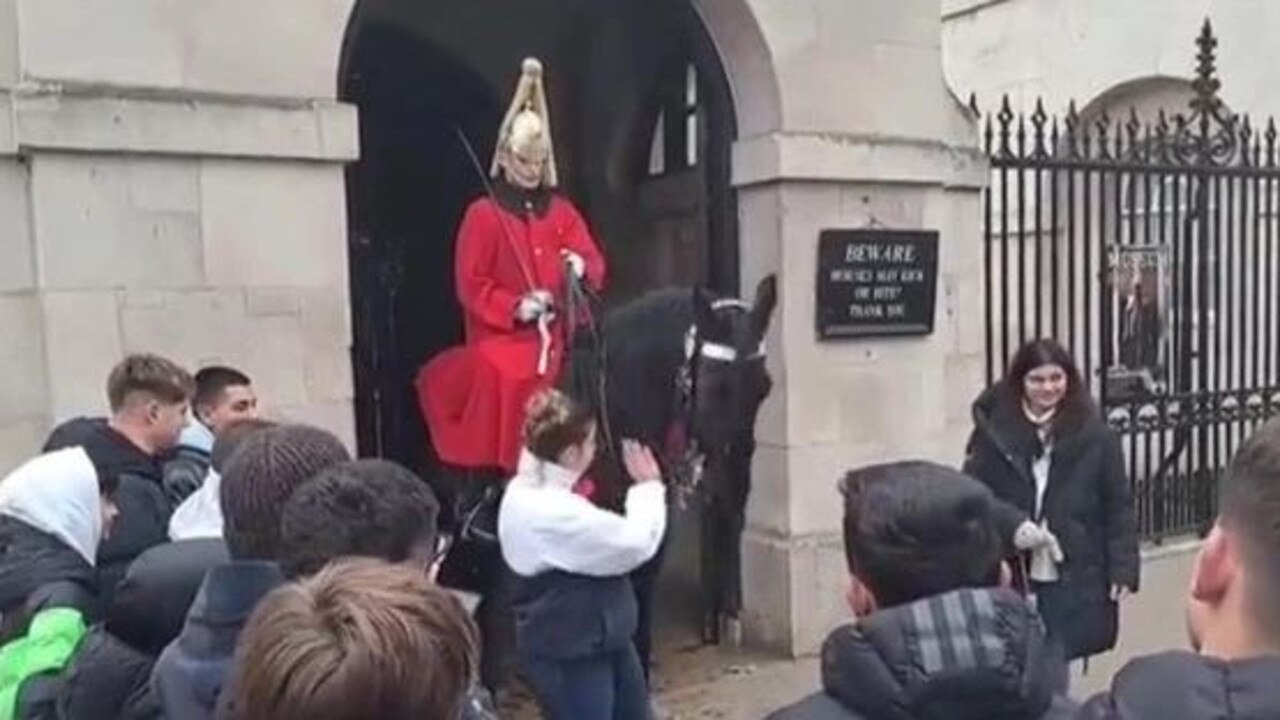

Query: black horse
[561,273,777,666]
[437,273,776,688]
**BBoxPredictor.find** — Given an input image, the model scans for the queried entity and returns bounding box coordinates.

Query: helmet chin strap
[500,154,544,190]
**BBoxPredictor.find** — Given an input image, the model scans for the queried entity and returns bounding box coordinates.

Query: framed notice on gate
[815,229,940,339]
[1105,245,1172,399]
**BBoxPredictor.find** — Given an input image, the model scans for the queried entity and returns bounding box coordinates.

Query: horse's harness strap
[670,303,768,506]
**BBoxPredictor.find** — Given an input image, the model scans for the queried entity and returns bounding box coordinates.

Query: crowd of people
[0,336,1276,719]
[2,55,1279,720]
[0,356,495,719]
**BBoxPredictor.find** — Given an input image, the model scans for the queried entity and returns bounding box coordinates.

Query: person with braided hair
[498,389,663,720]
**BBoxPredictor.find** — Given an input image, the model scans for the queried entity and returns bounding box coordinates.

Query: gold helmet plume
[491,57,558,188]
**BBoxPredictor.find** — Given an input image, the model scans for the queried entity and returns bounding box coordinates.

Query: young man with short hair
[163,366,260,504]
[1077,418,1280,718]
[44,354,195,594]
[768,461,1073,720]
[274,459,494,718]
[277,459,441,578]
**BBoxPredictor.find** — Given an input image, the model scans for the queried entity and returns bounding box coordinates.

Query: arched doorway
[340,0,739,643]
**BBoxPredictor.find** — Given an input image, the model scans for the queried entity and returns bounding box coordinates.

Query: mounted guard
[417,57,607,474]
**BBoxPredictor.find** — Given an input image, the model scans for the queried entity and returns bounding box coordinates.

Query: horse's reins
[562,263,619,470]
[454,127,555,375]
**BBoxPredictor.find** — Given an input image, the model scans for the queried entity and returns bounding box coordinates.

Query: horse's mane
[600,287,696,446]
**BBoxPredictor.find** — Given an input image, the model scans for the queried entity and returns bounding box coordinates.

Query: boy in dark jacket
[1077,418,1280,719]
[269,460,498,719]
[150,424,350,720]
[44,354,194,599]
[768,461,1075,720]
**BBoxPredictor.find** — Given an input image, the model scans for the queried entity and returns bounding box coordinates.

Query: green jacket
[0,608,87,720]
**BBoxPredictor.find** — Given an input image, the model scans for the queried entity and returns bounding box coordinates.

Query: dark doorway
[341,19,502,475]
[340,0,739,646]
[341,0,737,474]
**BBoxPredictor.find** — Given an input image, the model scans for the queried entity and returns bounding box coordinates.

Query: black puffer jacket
[962,385,1140,659]
[56,626,161,719]
[767,588,1075,720]
[44,418,173,599]
[1077,651,1280,719]
[0,516,98,643]
[108,538,229,656]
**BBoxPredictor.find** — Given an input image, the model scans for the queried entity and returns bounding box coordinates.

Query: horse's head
[690,274,777,454]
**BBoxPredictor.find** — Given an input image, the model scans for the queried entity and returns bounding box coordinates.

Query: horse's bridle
[562,277,766,507]
[671,298,767,507]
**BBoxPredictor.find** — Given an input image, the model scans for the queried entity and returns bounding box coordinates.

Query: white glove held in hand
[1014,520,1053,551]
[515,290,554,323]
[1017,519,1065,582]
[561,250,586,280]
[1015,520,1065,561]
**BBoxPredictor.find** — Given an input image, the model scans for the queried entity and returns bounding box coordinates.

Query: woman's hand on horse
[622,440,662,485]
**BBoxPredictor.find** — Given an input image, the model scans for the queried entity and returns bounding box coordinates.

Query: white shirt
[168,470,224,541]
[1024,409,1061,582]
[1032,427,1052,519]
[498,449,666,578]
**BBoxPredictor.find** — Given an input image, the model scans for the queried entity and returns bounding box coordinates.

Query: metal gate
[980,21,1280,541]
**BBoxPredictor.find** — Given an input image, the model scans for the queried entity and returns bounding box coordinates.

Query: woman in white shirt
[498,389,664,720]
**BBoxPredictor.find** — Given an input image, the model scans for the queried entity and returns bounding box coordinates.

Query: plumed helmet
[491,57,558,188]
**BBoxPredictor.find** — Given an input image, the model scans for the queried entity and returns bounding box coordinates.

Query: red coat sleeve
[455,201,519,332]
[561,203,607,292]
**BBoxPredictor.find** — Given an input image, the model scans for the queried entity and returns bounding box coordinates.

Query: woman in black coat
[963,339,1140,666]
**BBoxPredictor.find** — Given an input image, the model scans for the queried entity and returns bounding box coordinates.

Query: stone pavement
[501,641,819,720]
[504,540,1200,718]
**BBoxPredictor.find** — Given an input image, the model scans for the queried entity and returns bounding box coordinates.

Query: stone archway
[335,0,784,660]
[336,0,769,463]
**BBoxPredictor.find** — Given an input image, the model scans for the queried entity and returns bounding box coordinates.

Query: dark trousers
[521,646,650,720]
[630,541,665,681]
[1031,581,1074,695]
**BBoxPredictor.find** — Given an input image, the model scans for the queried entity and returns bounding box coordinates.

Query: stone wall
[0,0,993,658]
[698,0,989,655]
[943,0,1280,119]
[0,0,359,475]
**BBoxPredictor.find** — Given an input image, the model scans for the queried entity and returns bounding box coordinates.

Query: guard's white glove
[515,290,554,323]
[561,249,586,280]
[1013,520,1065,562]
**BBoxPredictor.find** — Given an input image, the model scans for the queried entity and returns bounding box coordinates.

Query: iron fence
[980,21,1280,541]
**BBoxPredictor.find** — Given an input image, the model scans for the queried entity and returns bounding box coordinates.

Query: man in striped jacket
[768,461,1075,720]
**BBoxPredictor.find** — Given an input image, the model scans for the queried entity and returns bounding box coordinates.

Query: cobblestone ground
[500,632,1131,718]
[500,640,820,720]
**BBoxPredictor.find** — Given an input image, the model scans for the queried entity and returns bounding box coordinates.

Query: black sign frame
[815,229,940,340]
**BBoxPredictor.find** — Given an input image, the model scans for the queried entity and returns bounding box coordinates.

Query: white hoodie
[0,447,103,566]
[499,449,666,578]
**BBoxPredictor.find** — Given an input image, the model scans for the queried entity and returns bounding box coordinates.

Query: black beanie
[219,424,351,560]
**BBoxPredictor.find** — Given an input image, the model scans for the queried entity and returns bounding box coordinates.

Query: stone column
[0,0,359,474]
[718,0,989,654]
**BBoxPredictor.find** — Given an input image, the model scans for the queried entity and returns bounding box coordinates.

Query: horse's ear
[750,274,778,336]
[692,285,718,333]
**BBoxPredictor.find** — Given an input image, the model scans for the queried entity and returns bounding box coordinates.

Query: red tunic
[417,192,606,471]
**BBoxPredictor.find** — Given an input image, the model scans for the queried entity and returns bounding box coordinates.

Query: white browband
[681,298,767,363]
[711,298,751,312]
[684,327,766,364]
